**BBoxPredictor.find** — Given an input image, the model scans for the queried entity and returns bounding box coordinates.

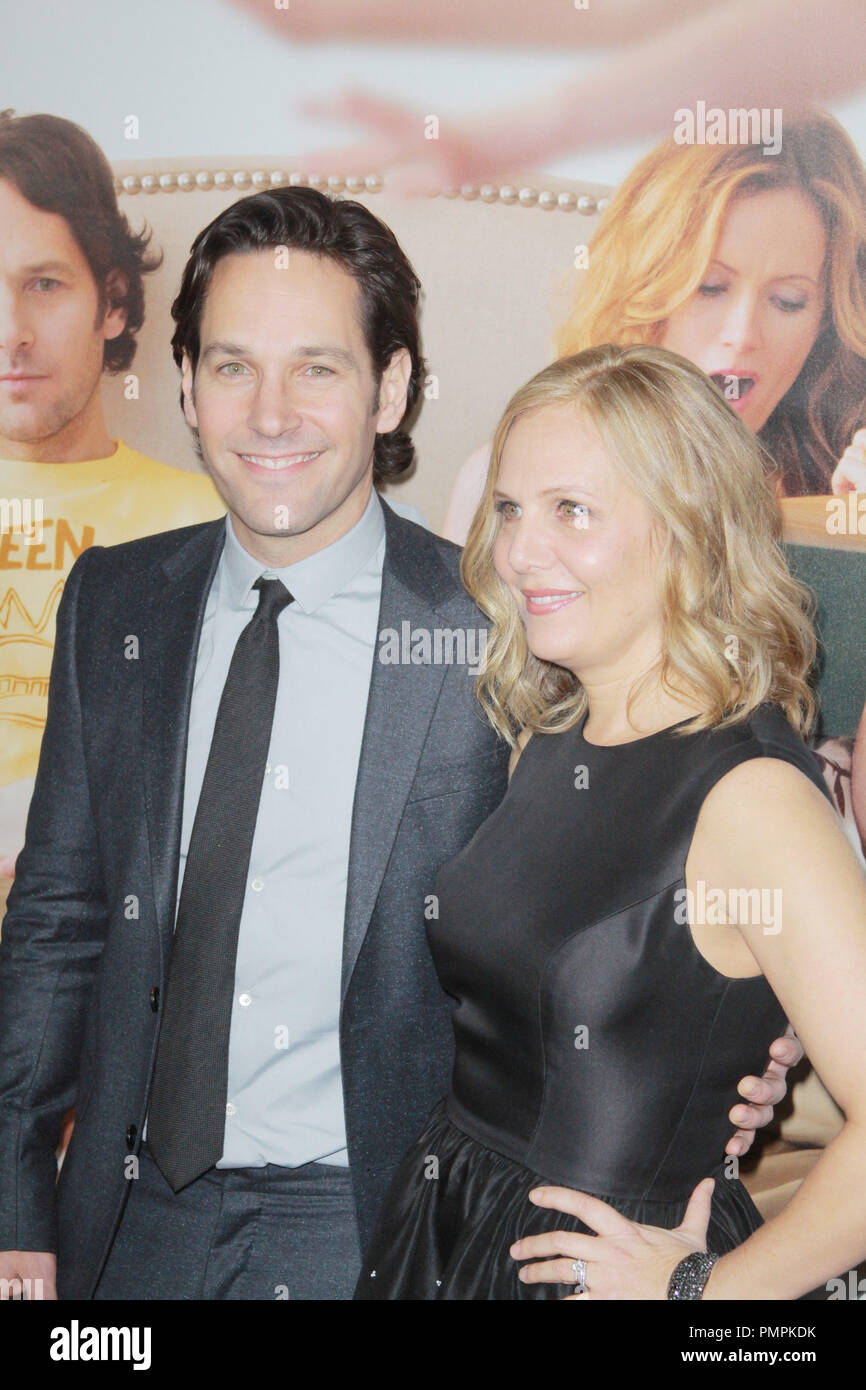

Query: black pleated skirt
[354,1100,764,1301]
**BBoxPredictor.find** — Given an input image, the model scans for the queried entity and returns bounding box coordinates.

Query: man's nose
[245,376,304,438]
[0,290,35,357]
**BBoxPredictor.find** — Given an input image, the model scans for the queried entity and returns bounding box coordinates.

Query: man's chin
[0,418,61,445]
[228,502,326,544]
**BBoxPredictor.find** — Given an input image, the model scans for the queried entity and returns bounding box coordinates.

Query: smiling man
[0,111,224,902]
[0,186,796,1301]
[180,248,403,565]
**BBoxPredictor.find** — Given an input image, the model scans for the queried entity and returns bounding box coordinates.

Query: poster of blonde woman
[1,0,865,1354]
[443,110,866,849]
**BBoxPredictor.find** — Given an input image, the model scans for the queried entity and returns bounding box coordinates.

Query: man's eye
[305,365,333,377]
[31,278,61,292]
[218,363,247,376]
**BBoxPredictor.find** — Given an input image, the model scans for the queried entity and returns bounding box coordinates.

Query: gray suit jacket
[0,501,509,1299]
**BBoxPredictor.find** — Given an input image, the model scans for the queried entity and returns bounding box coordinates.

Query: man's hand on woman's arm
[726,1024,804,1157]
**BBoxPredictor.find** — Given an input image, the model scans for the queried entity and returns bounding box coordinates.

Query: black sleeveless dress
[355,703,827,1300]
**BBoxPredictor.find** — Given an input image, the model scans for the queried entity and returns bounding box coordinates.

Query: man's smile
[237,449,324,473]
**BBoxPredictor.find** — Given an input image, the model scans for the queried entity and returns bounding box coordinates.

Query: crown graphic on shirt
[0,582,61,728]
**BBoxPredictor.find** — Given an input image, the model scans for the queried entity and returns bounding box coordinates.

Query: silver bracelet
[667,1251,721,1300]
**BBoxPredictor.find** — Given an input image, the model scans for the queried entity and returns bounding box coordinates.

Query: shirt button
[226,1102,236,1117]
[250,878,264,892]
[239,993,252,1007]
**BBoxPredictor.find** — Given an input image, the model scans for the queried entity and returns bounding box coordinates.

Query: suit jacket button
[149,986,160,1012]
[126,1124,137,1148]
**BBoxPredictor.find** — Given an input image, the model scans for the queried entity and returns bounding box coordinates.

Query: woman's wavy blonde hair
[461,343,818,747]
[555,112,866,497]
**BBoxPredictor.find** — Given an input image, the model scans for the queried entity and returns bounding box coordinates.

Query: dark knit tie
[147,577,294,1191]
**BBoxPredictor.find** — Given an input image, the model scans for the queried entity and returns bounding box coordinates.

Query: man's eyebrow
[200,341,251,361]
[292,343,359,368]
[200,340,359,368]
[22,260,77,276]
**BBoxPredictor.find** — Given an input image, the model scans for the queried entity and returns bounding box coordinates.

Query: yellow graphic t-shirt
[0,441,225,867]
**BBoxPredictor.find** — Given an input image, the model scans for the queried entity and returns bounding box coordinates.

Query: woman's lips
[709,372,758,414]
[522,589,584,615]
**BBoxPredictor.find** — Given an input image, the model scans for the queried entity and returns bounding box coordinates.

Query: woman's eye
[697,281,727,298]
[494,499,519,520]
[773,295,808,314]
[32,278,60,292]
[558,500,590,523]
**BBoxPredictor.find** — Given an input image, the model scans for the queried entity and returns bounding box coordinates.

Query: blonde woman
[444,110,866,887]
[356,344,866,1300]
[443,110,866,542]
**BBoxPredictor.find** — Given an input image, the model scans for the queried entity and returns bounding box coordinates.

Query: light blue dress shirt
[148,489,387,1168]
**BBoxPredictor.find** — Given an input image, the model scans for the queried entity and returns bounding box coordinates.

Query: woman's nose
[719,291,762,355]
[506,518,557,574]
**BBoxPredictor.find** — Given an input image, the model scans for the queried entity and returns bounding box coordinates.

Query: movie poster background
[2,0,865,1292]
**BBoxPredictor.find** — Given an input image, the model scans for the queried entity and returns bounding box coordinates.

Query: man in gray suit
[0,187,794,1300]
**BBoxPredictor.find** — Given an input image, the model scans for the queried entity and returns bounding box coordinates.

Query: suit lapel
[140,519,226,956]
[341,505,463,1001]
[137,503,463,999]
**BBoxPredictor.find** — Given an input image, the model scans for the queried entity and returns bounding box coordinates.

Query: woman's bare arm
[226,0,720,49]
[686,756,866,1298]
[274,0,863,188]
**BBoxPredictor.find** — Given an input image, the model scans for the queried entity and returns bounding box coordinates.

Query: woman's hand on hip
[510,1177,714,1300]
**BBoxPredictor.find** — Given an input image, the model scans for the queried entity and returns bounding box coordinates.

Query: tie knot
[252,576,294,622]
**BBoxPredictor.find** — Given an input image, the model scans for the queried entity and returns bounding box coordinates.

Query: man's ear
[180,352,199,429]
[375,348,413,435]
[100,268,129,343]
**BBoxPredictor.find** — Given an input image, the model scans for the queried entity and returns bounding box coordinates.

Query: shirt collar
[220,488,386,614]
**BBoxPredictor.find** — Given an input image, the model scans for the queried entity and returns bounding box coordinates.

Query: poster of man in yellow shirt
[0,112,225,900]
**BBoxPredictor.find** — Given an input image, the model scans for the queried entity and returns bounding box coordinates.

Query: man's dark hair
[0,109,162,373]
[170,186,426,485]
